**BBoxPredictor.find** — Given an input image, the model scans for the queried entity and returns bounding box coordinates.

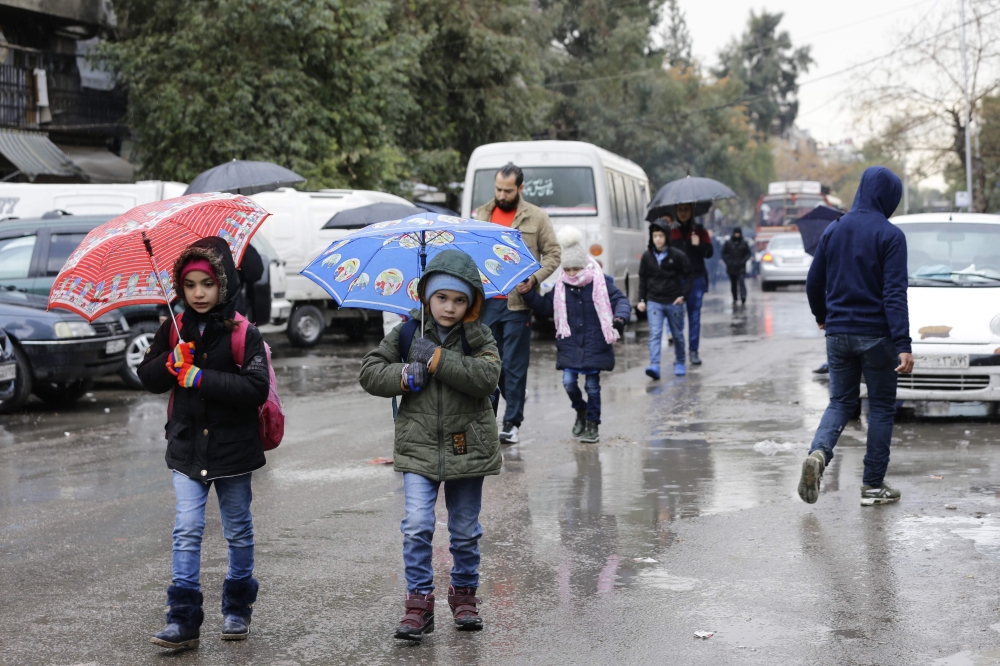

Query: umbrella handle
[142,232,184,343]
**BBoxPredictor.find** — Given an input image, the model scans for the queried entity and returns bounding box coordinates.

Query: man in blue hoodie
[799,166,914,507]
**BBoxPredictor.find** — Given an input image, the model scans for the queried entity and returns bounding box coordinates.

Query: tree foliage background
[101,0,813,214]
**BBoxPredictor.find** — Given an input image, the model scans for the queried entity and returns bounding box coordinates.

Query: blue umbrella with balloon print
[301,213,541,327]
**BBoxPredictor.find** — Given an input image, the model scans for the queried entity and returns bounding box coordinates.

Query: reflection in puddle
[932,649,1000,666]
[638,569,698,591]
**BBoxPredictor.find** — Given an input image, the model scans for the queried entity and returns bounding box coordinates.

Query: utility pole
[960,0,974,209]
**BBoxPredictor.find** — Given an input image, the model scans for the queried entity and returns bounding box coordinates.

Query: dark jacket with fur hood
[138,237,269,482]
[639,222,693,305]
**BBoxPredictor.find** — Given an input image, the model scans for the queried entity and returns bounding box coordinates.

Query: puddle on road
[933,649,1000,666]
[891,515,1000,562]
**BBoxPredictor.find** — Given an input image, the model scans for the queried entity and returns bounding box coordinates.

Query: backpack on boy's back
[168,311,284,450]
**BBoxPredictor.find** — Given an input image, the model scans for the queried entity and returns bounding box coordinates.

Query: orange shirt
[490,206,516,227]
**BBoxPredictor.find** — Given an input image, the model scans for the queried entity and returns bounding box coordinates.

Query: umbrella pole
[419,231,426,338]
[141,232,183,343]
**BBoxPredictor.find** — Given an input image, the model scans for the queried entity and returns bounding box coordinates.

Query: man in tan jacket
[474,163,561,444]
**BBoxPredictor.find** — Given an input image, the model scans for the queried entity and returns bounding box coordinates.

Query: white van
[462,141,650,303]
[250,188,417,346]
[0,181,188,219]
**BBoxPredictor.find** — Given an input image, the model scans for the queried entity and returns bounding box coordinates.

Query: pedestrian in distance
[359,249,502,641]
[668,203,713,365]
[138,237,271,651]
[637,219,693,379]
[520,226,631,443]
[798,166,914,507]
[474,162,561,445]
[721,227,753,306]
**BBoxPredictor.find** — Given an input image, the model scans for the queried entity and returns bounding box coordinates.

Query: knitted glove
[176,363,203,389]
[411,336,439,366]
[613,317,626,337]
[166,341,196,376]
[404,363,428,391]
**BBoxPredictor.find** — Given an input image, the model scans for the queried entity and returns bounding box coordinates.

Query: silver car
[760,233,812,291]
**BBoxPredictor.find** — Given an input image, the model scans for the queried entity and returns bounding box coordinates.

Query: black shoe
[690,350,702,365]
[220,577,257,641]
[150,586,203,651]
[572,410,587,438]
[151,623,200,650]
[579,421,600,443]
[499,421,519,444]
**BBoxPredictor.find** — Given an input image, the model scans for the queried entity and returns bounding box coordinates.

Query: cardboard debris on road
[367,457,394,465]
[694,631,714,639]
[633,557,658,563]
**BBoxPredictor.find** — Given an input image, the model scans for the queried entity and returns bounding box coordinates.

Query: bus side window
[624,177,639,230]
[614,174,629,231]
[634,180,648,227]
[606,172,620,227]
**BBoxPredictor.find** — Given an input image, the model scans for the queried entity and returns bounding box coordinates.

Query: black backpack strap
[459,325,472,356]
[398,317,420,362]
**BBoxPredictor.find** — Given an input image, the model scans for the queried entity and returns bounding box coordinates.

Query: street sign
[956,191,971,208]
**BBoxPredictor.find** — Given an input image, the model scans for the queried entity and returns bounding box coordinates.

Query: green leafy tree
[661,0,692,69]
[715,10,812,137]
[100,0,418,188]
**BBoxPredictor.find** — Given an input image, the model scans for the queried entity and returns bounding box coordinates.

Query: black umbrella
[796,205,842,256]
[183,160,305,196]
[646,176,737,221]
[322,202,421,230]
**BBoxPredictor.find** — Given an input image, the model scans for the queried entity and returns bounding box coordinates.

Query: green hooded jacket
[359,250,502,481]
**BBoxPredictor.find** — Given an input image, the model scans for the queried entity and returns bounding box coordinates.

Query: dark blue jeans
[647,301,686,366]
[482,298,531,426]
[171,471,254,590]
[563,369,601,423]
[809,335,899,487]
[686,275,707,352]
[401,473,484,594]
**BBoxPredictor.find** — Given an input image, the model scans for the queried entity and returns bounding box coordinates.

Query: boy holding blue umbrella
[359,249,501,640]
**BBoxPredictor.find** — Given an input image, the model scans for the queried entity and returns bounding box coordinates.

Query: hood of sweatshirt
[850,166,902,219]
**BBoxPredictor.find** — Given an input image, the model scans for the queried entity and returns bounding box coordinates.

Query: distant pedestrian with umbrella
[721,227,753,306]
[474,163,561,444]
[647,176,735,366]
[359,249,501,640]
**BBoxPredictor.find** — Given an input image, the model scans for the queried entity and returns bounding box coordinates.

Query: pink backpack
[168,312,284,451]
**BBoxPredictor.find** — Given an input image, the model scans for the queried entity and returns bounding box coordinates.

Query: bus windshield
[472,167,597,216]
[757,194,826,227]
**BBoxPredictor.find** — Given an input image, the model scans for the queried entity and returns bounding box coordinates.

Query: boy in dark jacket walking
[522,226,631,443]
[668,203,714,364]
[721,227,753,306]
[637,220,693,379]
[138,237,270,651]
[359,250,501,641]
[799,166,914,507]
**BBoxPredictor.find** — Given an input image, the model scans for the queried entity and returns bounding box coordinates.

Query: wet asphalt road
[3,283,1000,665]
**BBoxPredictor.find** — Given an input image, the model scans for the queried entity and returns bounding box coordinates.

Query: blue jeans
[809,335,899,487]
[563,369,601,423]
[647,301,686,366]
[686,275,707,351]
[172,471,255,590]
[401,473,484,594]
[482,299,531,426]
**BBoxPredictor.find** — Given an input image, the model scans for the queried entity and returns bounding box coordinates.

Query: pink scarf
[553,258,619,344]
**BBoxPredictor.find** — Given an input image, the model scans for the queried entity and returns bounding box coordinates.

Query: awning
[57,144,135,184]
[0,129,83,180]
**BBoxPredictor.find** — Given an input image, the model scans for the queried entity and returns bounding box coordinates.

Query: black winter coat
[721,237,753,276]
[138,301,269,482]
[522,275,631,371]
[638,246,693,305]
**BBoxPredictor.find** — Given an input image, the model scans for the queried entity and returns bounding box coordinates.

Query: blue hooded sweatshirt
[805,166,911,353]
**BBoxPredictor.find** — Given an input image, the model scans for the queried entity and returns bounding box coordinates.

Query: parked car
[873,213,1000,416]
[0,214,290,389]
[251,188,415,347]
[759,232,812,291]
[0,181,187,219]
[0,327,15,406]
[0,289,129,412]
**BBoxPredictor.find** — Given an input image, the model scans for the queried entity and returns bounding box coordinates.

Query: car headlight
[54,321,96,338]
[992,315,1000,336]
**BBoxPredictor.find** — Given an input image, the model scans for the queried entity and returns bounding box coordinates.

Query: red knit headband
[180,259,217,282]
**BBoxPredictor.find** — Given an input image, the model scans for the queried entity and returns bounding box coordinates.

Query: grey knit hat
[557,226,588,269]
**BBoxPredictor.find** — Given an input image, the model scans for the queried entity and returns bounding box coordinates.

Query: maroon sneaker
[448,586,483,631]
[395,593,434,641]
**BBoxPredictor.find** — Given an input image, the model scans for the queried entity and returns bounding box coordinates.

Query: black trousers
[729,273,747,302]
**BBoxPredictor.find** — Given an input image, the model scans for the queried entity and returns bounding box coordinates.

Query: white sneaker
[499,422,519,444]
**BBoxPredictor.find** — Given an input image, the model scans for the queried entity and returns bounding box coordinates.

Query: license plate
[913,353,969,369]
[783,257,803,264]
[0,362,15,382]
[105,339,126,354]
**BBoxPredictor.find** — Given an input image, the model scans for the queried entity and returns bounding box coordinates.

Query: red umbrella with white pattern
[47,193,270,341]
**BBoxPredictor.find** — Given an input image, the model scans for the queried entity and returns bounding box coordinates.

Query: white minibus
[462,140,650,303]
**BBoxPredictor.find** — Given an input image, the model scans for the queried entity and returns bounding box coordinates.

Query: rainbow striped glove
[166,341,196,376]
[176,362,203,388]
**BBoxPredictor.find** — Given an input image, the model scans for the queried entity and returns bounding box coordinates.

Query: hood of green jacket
[413,249,485,323]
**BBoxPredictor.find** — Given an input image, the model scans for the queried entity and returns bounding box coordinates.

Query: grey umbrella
[646,176,737,221]
[322,202,422,230]
[183,160,305,196]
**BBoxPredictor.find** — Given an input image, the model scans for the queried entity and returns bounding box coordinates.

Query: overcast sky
[682,0,942,146]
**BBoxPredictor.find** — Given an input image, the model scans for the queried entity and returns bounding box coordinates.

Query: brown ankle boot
[395,593,434,641]
[448,585,483,631]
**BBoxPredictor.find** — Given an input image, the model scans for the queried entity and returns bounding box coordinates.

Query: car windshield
[897,222,1000,286]
[472,167,597,216]
[768,235,803,250]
